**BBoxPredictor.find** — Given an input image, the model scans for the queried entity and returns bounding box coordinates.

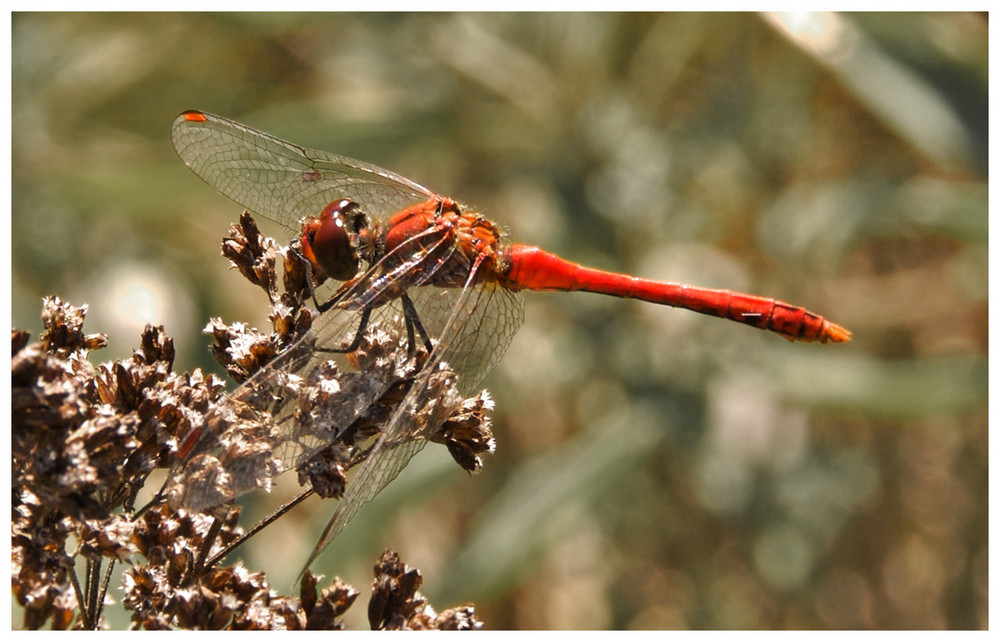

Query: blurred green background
[12,12,987,629]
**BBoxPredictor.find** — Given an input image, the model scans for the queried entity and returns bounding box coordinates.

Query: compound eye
[302,199,362,281]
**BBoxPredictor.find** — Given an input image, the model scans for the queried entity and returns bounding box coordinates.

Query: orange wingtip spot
[182,110,208,122]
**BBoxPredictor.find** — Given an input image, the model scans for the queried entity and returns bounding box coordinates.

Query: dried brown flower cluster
[11,213,489,630]
[369,550,481,630]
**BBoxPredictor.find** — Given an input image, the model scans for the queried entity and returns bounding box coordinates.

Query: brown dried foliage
[11,213,490,629]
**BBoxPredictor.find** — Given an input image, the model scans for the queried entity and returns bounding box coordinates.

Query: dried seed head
[299,570,360,630]
[368,550,482,630]
[39,296,108,356]
[221,212,278,298]
[14,213,490,629]
[432,390,496,473]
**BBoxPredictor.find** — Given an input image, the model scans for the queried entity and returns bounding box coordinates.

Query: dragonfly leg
[314,295,431,359]
[315,291,340,314]
[400,293,434,356]
[314,306,374,354]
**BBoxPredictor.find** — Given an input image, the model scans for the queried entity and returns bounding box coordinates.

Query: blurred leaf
[769,353,987,418]
[435,408,661,605]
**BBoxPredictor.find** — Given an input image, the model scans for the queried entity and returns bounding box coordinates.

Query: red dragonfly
[171,110,850,568]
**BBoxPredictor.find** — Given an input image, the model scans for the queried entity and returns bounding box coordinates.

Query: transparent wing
[170,110,527,561]
[171,110,435,227]
[168,234,522,528]
[301,276,524,569]
[167,299,421,512]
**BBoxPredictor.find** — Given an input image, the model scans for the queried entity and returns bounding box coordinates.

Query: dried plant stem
[203,488,314,571]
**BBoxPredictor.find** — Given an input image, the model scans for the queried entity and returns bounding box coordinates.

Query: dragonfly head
[301,199,370,281]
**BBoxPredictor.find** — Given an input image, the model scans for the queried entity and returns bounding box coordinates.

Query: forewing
[171,110,434,227]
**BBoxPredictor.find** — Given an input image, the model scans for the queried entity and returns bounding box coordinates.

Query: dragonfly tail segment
[501,245,851,344]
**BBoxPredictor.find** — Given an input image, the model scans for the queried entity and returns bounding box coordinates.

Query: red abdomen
[501,245,850,344]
